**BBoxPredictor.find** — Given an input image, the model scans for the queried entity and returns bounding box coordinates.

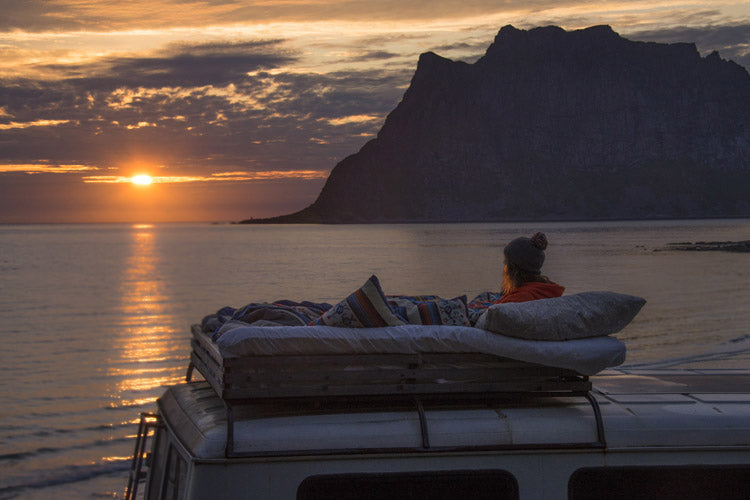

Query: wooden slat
[191,339,225,372]
[225,366,569,387]
[188,327,588,402]
[221,378,591,400]
[190,351,227,399]
[224,353,574,374]
[191,325,225,367]
[224,353,423,372]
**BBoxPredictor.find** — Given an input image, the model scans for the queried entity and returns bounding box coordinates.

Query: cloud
[41,40,297,90]
[626,24,750,70]
[0,119,71,130]
[0,35,409,182]
[0,0,242,32]
[0,0,71,32]
[431,40,489,53]
[0,1,510,32]
[324,114,382,126]
[0,0,701,32]
[339,50,402,62]
[81,170,329,183]
[0,163,97,174]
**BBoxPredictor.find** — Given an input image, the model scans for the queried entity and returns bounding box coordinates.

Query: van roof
[158,369,750,460]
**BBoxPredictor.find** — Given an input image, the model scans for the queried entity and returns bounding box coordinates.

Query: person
[496,231,564,303]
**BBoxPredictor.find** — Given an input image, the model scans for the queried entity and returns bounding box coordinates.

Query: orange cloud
[0,163,97,174]
[0,119,71,130]
[81,170,329,183]
[125,121,158,129]
[325,114,382,126]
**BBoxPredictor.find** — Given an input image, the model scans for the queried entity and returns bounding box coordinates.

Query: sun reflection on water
[109,224,184,408]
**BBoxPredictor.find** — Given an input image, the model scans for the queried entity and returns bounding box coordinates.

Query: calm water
[1,220,749,498]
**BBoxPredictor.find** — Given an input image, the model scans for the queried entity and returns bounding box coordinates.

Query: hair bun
[530,232,548,250]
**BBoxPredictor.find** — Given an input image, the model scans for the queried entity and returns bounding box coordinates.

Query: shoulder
[496,287,536,303]
[497,282,565,304]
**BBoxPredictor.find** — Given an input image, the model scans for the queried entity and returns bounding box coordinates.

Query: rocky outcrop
[246,25,750,223]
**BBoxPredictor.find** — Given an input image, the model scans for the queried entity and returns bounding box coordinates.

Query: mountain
[245,25,750,223]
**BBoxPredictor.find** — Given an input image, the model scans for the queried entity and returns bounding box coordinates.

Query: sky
[1,1,748,223]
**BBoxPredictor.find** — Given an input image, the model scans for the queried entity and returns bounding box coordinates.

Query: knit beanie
[503,232,548,274]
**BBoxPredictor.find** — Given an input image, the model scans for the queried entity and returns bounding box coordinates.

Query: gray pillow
[476,291,646,341]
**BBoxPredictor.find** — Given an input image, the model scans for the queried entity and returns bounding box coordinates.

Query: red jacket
[497,282,565,304]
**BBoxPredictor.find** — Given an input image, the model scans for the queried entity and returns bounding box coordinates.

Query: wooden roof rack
[187,325,605,457]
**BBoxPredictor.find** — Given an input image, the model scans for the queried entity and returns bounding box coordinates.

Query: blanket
[203,300,333,340]
[202,293,502,340]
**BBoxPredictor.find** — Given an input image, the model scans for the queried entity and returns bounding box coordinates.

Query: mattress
[213,323,626,376]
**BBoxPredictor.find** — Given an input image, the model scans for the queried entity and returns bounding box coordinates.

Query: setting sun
[131,174,153,185]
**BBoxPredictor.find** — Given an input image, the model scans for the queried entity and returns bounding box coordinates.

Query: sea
[1,220,749,499]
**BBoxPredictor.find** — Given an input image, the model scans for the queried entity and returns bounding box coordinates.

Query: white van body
[135,368,750,500]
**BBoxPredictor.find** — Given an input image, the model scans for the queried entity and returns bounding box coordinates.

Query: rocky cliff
[247,25,750,223]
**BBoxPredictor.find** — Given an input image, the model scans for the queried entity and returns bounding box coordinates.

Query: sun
[131,174,153,185]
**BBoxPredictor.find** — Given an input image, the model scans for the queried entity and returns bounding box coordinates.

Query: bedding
[202,279,494,339]
[211,323,626,375]
[313,275,405,328]
[197,276,640,376]
[206,300,333,341]
[388,295,471,326]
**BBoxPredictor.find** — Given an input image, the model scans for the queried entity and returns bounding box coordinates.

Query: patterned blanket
[202,291,504,341]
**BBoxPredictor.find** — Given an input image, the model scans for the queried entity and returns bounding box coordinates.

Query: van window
[569,465,750,500]
[298,470,518,500]
[161,444,187,500]
[145,429,188,500]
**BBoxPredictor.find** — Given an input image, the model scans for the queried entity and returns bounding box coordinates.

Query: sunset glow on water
[1,220,749,497]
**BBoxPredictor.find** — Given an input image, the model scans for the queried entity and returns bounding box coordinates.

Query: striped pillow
[388,295,471,326]
[313,275,406,328]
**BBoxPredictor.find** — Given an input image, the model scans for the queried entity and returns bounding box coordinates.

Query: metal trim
[221,388,606,458]
[125,412,163,500]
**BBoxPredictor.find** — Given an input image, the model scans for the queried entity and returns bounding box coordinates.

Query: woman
[497,232,564,303]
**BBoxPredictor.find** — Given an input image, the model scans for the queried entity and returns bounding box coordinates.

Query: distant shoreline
[2,216,749,226]
[238,215,750,225]
[660,241,750,253]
